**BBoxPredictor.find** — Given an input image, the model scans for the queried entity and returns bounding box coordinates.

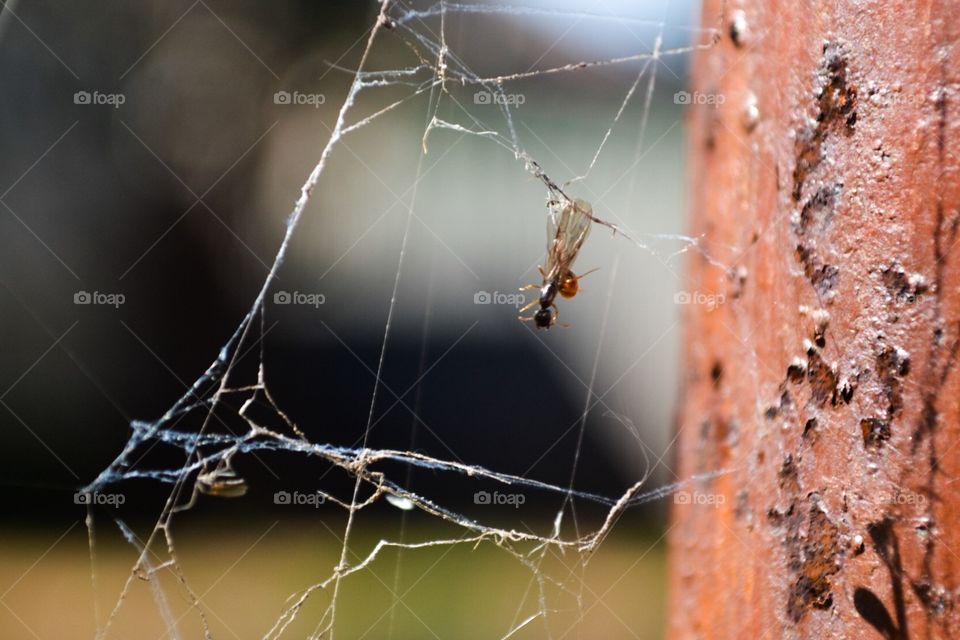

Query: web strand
[83,1,735,637]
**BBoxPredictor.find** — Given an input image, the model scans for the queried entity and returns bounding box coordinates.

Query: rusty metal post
[668,1,960,638]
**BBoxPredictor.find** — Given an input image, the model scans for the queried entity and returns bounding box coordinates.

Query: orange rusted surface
[668,1,960,638]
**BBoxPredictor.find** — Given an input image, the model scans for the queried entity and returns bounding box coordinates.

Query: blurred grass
[0,517,666,639]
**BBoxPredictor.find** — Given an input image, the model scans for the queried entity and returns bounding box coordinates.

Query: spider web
[81,1,733,638]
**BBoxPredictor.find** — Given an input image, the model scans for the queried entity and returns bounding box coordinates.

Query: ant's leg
[519,284,540,292]
[551,303,570,329]
[518,299,539,314]
[538,265,548,279]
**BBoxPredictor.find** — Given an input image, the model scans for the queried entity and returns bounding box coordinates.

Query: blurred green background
[2,519,668,639]
[0,0,709,637]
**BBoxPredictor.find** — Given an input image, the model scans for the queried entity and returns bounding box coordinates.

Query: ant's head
[534,307,554,329]
[558,269,579,299]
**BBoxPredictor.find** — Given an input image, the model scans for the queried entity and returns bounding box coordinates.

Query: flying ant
[519,198,598,329]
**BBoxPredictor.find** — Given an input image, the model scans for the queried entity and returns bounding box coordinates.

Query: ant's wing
[552,198,592,274]
[546,203,561,274]
[546,198,592,276]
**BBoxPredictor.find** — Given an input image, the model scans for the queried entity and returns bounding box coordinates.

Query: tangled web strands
[83,1,731,638]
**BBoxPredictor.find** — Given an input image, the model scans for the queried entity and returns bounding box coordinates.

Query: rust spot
[705,417,736,468]
[793,129,821,202]
[779,454,800,494]
[735,490,750,521]
[768,506,790,527]
[697,417,734,472]
[876,346,910,418]
[852,536,866,555]
[704,109,720,151]
[729,265,748,299]
[808,308,832,348]
[861,417,891,449]
[792,45,858,202]
[837,377,856,404]
[715,417,730,442]
[787,361,806,383]
[710,360,724,388]
[796,244,840,297]
[814,325,828,349]
[786,494,843,622]
[781,388,794,410]
[882,263,928,304]
[765,388,794,419]
[807,350,839,407]
[821,53,858,129]
[794,185,844,303]
[913,581,949,616]
[797,184,842,236]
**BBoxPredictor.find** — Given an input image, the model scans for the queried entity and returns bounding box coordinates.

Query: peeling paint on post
[668,1,960,638]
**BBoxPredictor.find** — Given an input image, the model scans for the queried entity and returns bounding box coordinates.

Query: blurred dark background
[0,1,703,637]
